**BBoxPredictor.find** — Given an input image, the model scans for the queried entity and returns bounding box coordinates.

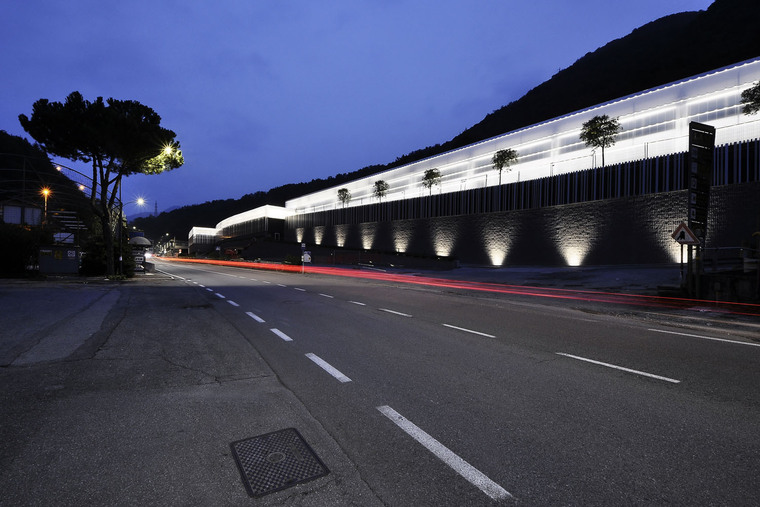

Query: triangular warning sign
[671,222,700,245]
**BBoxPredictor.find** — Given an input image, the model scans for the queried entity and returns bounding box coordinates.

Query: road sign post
[672,222,700,287]
[685,122,715,297]
[300,244,311,274]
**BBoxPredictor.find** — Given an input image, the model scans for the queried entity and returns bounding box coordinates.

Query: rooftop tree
[741,81,760,115]
[373,180,389,202]
[579,115,621,167]
[491,148,518,186]
[422,168,441,196]
[337,187,351,207]
[19,91,184,276]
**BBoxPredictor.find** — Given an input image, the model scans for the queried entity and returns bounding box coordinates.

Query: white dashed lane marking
[246,311,265,323]
[648,328,760,347]
[556,353,680,383]
[377,405,513,501]
[305,353,352,383]
[379,308,412,318]
[270,328,293,342]
[442,324,495,339]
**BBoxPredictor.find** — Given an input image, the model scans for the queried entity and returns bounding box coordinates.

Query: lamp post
[40,187,51,225]
[118,188,145,275]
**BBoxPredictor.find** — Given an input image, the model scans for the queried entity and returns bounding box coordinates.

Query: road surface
[150,259,760,505]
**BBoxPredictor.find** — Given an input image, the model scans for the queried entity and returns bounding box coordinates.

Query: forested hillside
[134,0,759,240]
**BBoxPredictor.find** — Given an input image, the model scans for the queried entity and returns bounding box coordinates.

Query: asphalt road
[147,259,760,505]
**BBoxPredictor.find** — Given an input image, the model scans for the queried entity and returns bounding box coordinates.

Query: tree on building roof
[337,187,351,207]
[422,168,441,196]
[741,81,760,115]
[373,180,389,202]
[579,115,622,167]
[492,149,518,186]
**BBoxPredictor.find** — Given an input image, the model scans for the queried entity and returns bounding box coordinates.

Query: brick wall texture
[287,182,760,266]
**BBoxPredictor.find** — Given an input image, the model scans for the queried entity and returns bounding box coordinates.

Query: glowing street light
[41,187,51,225]
[118,192,147,275]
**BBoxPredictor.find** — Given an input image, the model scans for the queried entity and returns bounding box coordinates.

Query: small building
[188,205,293,255]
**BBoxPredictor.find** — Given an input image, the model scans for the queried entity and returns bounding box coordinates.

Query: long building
[189,58,760,266]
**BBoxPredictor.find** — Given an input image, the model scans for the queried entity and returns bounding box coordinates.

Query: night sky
[2,0,714,213]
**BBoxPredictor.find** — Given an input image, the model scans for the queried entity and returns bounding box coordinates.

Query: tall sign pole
[687,122,715,297]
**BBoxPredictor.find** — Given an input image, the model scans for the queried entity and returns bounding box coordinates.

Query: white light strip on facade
[285,58,760,214]
[216,204,294,230]
[188,226,218,243]
[188,205,294,241]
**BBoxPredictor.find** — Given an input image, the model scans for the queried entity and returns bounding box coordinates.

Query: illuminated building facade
[189,205,293,254]
[190,58,760,265]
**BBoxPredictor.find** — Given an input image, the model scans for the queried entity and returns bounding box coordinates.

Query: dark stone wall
[287,182,760,266]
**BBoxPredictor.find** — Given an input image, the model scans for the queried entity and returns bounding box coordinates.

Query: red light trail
[158,258,760,317]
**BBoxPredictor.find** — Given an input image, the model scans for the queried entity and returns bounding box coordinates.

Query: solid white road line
[377,405,513,501]
[443,324,495,338]
[305,353,352,383]
[556,353,680,383]
[227,300,240,307]
[270,328,293,342]
[379,308,412,317]
[648,328,760,347]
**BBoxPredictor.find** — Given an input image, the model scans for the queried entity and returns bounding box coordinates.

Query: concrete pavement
[0,274,381,506]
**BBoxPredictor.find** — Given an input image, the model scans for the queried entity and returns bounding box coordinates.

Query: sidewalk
[0,274,381,506]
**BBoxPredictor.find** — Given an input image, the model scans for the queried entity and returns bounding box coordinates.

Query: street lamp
[40,187,51,225]
[118,191,146,275]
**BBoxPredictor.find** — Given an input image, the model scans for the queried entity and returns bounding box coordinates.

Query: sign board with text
[687,122,715,244]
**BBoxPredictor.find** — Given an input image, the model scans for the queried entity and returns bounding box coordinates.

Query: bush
[0,224,52,277]
[80,234,135,277]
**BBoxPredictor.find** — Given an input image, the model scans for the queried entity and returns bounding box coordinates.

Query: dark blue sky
[2,0,714,213]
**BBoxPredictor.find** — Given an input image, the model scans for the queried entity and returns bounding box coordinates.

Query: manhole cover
[231,428,329,497]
